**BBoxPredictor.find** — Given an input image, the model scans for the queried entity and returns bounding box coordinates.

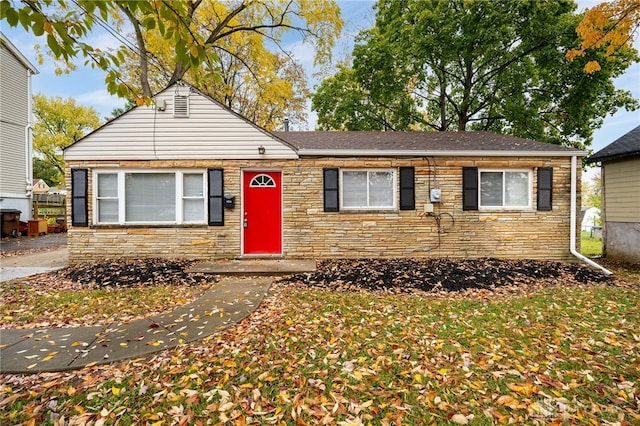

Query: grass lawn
[581,231,602,258]
[0,279,212,328]
[2,268,639,425]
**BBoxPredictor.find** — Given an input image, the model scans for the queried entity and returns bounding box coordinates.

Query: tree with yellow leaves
[568,0,640,72]
[2,0,342,113]
[119,4,313,130]
[32,95,102,185]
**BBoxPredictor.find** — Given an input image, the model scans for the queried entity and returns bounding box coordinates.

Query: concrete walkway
[0,278,272,373]
[188,259,317,275]
[0,236,316,373]
[0,255,316,374]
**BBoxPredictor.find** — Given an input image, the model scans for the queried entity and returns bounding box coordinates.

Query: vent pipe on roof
[284,118,289,132]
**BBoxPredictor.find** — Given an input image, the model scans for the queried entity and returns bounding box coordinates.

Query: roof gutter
[586,152,640,164]
[569,155,612,276]
[297,149,584,157]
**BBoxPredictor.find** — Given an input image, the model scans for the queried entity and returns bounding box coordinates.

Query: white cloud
[74,89,125,118]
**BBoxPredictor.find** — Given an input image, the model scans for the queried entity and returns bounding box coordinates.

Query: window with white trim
[479,170,532,209]
[182,173,206,222]
[341,169,396,209]
[96,173,119,223]
[95,171,206,224]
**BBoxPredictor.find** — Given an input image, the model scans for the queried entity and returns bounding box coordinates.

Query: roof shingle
[272,131,582,155]
[587,125,640,163]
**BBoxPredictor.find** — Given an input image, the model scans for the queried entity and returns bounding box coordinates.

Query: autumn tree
[1,0,343,111]
[568,0,640,72]
[582,172,603,209]
[32,95,101,185]
[312,0,638,149]
[119,8,313,130]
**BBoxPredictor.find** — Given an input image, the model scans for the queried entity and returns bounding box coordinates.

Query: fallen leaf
[451,414,469,424]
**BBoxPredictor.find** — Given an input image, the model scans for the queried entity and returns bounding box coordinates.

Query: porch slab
[188,259,316,276]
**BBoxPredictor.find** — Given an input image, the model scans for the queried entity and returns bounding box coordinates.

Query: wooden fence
[33,193,66,224]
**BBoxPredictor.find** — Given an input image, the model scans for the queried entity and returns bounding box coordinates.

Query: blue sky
[2,0,638,164]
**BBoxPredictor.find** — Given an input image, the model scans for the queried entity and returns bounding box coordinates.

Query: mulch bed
[55,258,215,288]
[279,258,614,294]
[24,257,626,295]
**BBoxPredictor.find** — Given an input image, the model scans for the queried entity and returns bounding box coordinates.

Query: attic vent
[174,94,189,117]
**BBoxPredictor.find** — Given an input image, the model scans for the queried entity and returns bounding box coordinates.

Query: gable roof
[63,81,583,161]
[587,125,640,163]
[64,81,298,160]
[273,131,584,157]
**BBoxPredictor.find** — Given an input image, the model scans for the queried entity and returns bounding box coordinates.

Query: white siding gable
[64,84,298,161]
[1,33,37,199]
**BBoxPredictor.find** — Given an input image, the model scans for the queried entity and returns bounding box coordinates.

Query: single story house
[587,126,640,263]
[64,82,586,263]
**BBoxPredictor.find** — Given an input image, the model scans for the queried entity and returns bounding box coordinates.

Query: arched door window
[249,174,276,187]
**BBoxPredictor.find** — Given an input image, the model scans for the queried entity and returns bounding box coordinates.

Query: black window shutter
[462,167,479,211]
[399,167,415,210]
[537,167,553,211]
[208,168,224,226]
[323,168,339,212]
[71,168,88,226]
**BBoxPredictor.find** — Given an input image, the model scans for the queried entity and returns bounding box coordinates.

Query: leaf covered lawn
[2,271,639,425]
[0,259,216,329]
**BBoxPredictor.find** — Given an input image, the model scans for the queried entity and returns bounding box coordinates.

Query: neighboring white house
[581,206,600,231]
[0,32,38,217]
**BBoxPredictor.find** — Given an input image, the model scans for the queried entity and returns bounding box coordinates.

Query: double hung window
[479,170,531,209]
[95,171,206,224]
[341,169,396,209]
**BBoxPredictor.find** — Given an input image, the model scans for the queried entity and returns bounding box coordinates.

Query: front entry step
[187,259,316,276]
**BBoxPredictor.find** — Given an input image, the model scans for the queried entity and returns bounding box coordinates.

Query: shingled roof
[587,125,640,163]
[272,131,583,156]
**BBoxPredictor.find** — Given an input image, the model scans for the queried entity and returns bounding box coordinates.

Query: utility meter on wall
[430,188,442,203]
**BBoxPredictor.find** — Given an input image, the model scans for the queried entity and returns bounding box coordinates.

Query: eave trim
[297,149,585,157]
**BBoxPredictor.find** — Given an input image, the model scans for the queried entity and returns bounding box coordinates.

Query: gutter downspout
[570,155,612,276]
[26,68,34,219]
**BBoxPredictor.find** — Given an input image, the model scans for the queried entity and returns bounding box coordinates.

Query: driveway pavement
[0,232,67,252]
[0,234,68,282]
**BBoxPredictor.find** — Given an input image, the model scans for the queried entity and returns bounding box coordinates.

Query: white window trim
[93,169,207,225]
[478,169,533,210]
[340,168,397,210]
[181,172,207,224]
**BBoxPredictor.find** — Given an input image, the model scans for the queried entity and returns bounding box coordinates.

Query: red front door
[243,171,282,255]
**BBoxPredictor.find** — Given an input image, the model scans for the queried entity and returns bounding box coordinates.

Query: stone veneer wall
[65,156,580,262]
